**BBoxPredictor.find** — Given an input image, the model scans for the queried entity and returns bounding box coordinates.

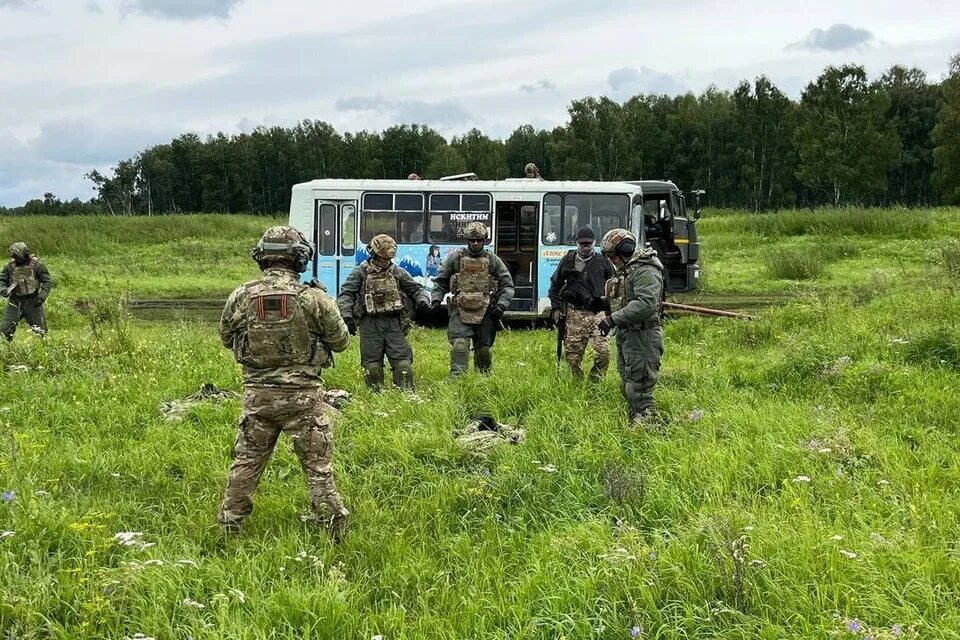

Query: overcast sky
[1,0,958,206]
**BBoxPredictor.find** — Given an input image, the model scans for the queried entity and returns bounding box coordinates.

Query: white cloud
[787,23,875,51]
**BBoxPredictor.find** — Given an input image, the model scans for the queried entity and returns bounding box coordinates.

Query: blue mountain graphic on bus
[354,246,423,278]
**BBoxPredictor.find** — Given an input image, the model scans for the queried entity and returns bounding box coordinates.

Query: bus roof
[292,178,642,195]
[629,180,679,194]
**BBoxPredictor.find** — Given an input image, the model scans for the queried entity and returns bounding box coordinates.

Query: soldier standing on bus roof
[217,226,351,539]
[596,228,665,428]
[547,226,615,380]
[1,242,53,341]
[524,163,542,179]
[430,222,514,376]
[337,234,430,391]
[407,173,422,180]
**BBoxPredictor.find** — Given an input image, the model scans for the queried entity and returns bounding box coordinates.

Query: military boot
[392,359,415,390]
[475,346,493,374]
[363,364,385,391]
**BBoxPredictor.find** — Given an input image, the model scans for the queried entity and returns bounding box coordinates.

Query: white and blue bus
[288,176,648,319]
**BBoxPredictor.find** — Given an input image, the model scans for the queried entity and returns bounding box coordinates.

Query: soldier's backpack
[238,279,317,368]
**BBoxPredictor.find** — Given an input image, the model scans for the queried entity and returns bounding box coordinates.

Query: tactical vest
[238,279,320,369]
[363,265,403,316]
[605,254,664,318]
[452,252,494,324]
[10,260,39,296]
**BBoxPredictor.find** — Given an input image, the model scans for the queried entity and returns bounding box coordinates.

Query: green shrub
[764,248,825,280]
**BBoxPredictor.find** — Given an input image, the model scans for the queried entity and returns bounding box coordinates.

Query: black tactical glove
[345,318,357,335]
[550,308,563,324]
[417,299,431,314]
[490,304,506,321]
[597,315,615,337]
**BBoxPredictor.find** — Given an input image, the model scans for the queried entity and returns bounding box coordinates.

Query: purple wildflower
[688,409,703,422]
[847,619,861,633]
[1,491,14,502]
[891,624,903,637]
[630,626,642,638]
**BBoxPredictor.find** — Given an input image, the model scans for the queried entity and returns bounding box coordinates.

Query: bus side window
[341,204,356,256]
[542,194,562,244]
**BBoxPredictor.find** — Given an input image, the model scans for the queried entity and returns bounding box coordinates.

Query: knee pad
[392,359,414,388]
[451,338,470,355]
[363,364,385,388]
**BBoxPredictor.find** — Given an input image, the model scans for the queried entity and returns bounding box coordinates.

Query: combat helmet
[464,222,489,242]
[369,234,398,260]
[524,162,540,178]
[8,242,30,264]
[600,228,637,259]
[251,226,315,272]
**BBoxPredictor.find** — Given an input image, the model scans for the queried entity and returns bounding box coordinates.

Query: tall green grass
[1,211,959,638]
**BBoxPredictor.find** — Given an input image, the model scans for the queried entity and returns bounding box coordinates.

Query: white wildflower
[1,531,14,539]
[743,526,755,532]
[111,473,121,478]
[877,479,890,486]
[839,549,858,559]
[34,490,51,497]
[792,475,811,483]
[538,464,558,473]
[182,598,205,609]
[115,532,144,547]
[176,559,199,568]
[142,559,164,566]
[749,559,767,567]
[228,588,246,604]
[830,535,844,541]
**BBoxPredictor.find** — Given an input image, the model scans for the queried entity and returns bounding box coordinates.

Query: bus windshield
[542,193,630,245]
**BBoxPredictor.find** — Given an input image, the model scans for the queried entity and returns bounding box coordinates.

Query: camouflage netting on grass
[454,415,524,457]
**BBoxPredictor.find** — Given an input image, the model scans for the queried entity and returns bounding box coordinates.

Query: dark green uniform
[337,261,428,389]
[431,248,514,375]
[0,257,53,341]
[607,249,665,420]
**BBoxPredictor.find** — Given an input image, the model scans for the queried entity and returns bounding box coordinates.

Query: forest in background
[4,55,960,217]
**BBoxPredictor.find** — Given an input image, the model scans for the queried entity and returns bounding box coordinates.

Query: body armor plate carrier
[363,266,403,316]
[238,280,320,368]
[11,260,39,296]
[453,254,494,324]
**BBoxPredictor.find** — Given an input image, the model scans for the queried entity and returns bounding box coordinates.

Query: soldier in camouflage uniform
[524,162,542,179]
[0,243,53,341]
[217,226,351,539]
[430,222,514,376]
[548,227,615,380]
[337,234,429,390]
[597,228,665,427]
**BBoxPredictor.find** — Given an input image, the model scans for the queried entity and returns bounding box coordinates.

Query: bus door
[312,199,357,293]
[494,201,539,312]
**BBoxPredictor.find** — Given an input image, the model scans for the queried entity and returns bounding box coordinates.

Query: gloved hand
[597,315,615,337]
[431,299,442,311]
[550,308,563,324]
[345,318,357,335]
[417,299,431,314]
[490,304,506,321]
[36,296,46,307]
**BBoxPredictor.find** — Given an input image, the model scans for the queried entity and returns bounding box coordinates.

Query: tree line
[5,56,960,217]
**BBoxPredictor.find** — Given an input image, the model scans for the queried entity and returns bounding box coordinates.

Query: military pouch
[364,293,375,314]
[457,292,489,325]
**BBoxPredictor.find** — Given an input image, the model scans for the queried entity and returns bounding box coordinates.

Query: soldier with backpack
[337,234,430,390]
[217,226,351,539]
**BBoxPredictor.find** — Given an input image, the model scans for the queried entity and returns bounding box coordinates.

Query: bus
[288,176,648,319]
[631,180,702,293]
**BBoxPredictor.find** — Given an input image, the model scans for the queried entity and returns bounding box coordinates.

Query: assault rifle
[555,305,566,366]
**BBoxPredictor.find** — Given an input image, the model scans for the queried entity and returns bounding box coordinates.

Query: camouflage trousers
[616,326,664,420]
[563,308,610,379]
[1,295,46,341]
[218,386,348,537]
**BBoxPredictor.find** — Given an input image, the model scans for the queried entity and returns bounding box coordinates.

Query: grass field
[2,209,960,639]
